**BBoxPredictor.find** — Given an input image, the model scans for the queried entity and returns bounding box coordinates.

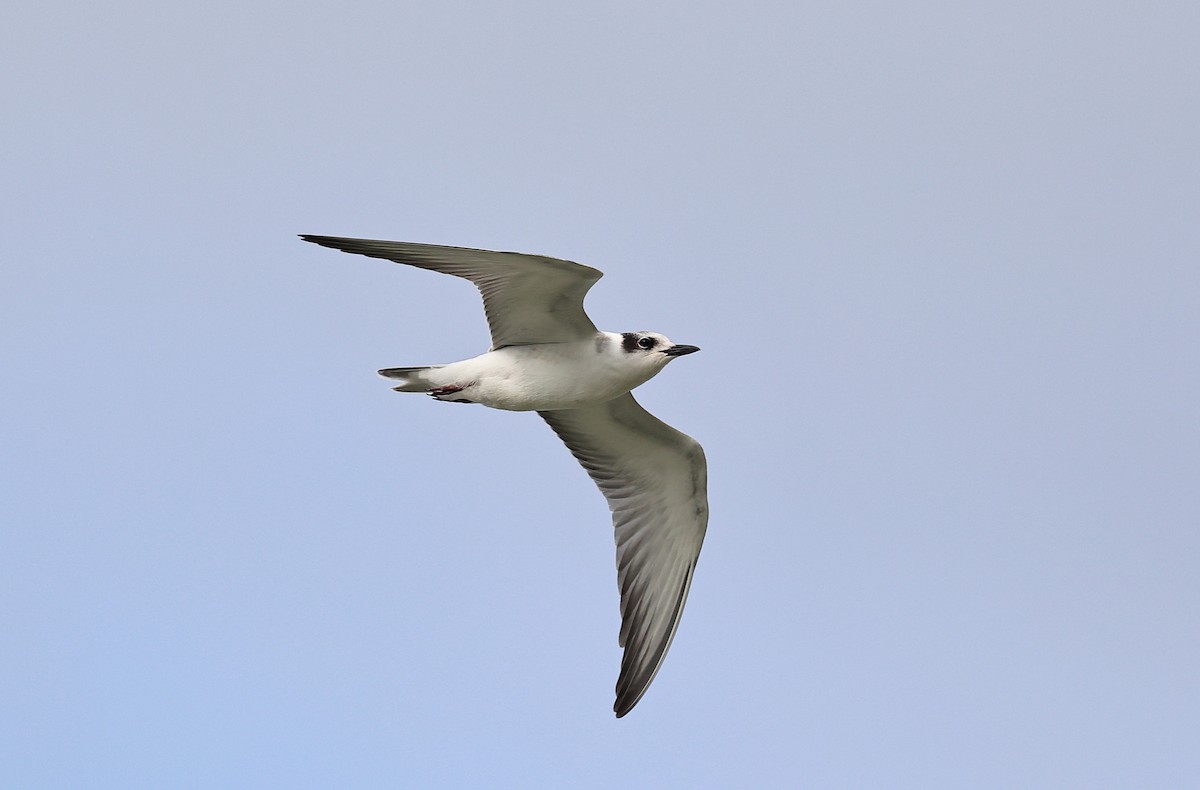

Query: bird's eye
[637,336,656,350]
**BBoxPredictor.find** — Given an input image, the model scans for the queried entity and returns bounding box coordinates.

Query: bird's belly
[470,356,643,412]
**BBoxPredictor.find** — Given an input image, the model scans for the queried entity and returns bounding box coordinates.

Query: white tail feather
[378,366,441,392]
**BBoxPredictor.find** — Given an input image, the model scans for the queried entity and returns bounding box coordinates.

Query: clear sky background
[3,2,1198,787]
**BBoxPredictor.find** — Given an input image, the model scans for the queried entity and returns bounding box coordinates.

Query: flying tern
[301,235,708,717]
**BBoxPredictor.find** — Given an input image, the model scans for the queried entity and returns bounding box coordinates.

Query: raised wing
[539,393,708,717]
[300,235,603,348]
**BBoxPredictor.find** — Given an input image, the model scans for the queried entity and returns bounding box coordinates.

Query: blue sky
[3,1,1198,787]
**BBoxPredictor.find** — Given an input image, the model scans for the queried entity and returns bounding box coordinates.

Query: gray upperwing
[300,235,603,348]
[539,393,708,716]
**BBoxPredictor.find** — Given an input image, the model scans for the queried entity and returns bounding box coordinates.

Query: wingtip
[299,234,347,251]
[613,682,648,718]
[613,686,647,718]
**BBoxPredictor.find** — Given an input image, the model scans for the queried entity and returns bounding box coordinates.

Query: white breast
[454,340,657,411]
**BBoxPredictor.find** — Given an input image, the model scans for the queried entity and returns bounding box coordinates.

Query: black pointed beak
[662,344,700,357]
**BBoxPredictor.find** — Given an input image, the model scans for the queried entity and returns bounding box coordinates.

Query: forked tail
[378,366,442,392]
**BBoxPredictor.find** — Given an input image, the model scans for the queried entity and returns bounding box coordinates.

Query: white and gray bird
[301,235,708,717]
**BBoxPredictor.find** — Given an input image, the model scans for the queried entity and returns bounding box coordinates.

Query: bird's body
[385,333,676,411]
[301,234,708,717]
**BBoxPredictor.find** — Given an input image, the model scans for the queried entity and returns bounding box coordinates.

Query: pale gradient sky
[3,1,1199,787]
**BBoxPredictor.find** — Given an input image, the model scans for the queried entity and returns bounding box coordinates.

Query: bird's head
[618,331,701,373]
